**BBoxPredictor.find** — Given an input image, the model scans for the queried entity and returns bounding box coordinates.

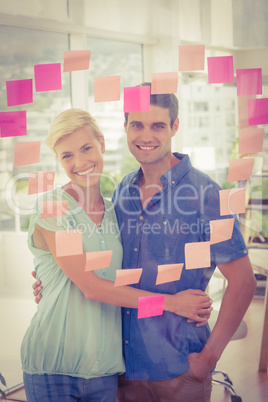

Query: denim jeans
[116,371,212,402]
[23,372,118,402]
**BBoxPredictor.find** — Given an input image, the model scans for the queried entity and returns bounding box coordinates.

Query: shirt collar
[130,153,192,188]
[161,153,192,187]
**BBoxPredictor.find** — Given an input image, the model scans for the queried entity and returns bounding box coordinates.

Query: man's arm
[31,224,213,322]
[188,255,256,379]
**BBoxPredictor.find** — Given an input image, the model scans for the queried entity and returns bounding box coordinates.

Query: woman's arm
[32,224,213,322]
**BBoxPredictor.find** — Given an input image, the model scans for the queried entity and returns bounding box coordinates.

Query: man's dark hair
[124,82,179,128]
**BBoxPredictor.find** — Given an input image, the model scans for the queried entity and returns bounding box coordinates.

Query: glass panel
[0,25,71,232]
[181,80,237,186]
[86,37,143,195]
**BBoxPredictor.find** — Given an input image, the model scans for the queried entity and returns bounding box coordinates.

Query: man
[112,83,256,401]
[33,83,256,402]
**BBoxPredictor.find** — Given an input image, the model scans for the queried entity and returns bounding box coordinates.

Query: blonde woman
[22,109,213,402]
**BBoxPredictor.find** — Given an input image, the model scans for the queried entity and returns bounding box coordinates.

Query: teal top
[21,188,125,378]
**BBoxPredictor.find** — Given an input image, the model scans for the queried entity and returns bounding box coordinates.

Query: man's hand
[188,346,216,381]
[32,271,42,304]
[172,289,213,326]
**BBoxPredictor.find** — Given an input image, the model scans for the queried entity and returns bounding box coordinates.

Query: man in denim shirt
[113,83,256,401]
[33,84,256,401]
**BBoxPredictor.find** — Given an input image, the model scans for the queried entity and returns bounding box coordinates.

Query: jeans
[116,371,212,402]
[23,372,118,402]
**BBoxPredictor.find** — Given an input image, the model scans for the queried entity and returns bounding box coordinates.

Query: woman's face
[55,127,105,188]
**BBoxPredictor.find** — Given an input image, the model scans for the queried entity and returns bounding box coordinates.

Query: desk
[248,248,268,371]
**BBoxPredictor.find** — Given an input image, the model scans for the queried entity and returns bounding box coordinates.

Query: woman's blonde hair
[46,108,104,153]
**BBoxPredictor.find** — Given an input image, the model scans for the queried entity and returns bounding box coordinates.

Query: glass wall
[86,37,143,179]
[0,25,71,232]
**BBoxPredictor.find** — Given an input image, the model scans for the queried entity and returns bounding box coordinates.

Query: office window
[86,37,143,176]
[0,25,71,231]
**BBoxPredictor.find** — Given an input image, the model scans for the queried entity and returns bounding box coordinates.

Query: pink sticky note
[207,56,234,84]
[114,268,142,287]
[28,172,55,195]
[248,98,268,126]
[55,230,83,257]
[227,158,254,182]
[94,76,121,102]
[14,141,40,166]
[0,111,27,138]
[63,50,91,72]
[238,127,264,154]
[151,72,178,94]
[41,200,69,219]
[178,44,205,71]
[219,188,246,216]
[84,250,113,271]
[6,79,33,106]
[185,242,211,270]
[34,63,62,92]
[123,86,151,113]
[156,263,184,285]
[138,295,165,319]
[236,68,262,96]
[209,218,235,245]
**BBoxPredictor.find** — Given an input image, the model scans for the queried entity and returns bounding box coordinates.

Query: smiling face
[55,127,105,188]
[125,105,179,168]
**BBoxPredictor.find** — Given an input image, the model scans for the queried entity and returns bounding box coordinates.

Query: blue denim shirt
[113,153,248,380]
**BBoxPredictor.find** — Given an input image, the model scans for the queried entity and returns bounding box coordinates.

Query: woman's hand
[32,271,43,304]
[171,289,213,326]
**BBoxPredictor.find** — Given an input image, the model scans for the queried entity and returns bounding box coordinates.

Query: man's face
[124,105,179,166]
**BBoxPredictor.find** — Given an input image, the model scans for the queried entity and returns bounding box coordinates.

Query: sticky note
[84,250,113,271]
[156,263,184,285]
[28,172,55,195]
[41,200,69,219]
[6,79,33,106]
[236,68,262,96]
[55,230,83,257]
[227,158,254,182]
[94,76,121,102]
[185,242,211,270]
[238,127,264,154]
[248,98,268,125]
[138,295,165,319]
[114,268,142,287]
[207,56,234,84]
[209,218,235,245]
[123,86,151,113]
[34,63,62,92]
[14,141,40,166]
[151,72,178,94]
[0,111,27,138]
[219,188,246,216]
[63,50,91,72]
[178,44,205,71]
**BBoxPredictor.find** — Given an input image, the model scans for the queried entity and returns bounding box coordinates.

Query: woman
[21,109,212,402]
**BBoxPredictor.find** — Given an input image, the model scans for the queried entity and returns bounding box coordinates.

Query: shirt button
[163,220,167,225]
[103,272,106,276]
[125,340,129,344]
[126,310,130,315]
[100,240,104,244]
[139,216,144,220]
[243,250,247,254]
[134,248,138,252]
[172,180,175,184]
